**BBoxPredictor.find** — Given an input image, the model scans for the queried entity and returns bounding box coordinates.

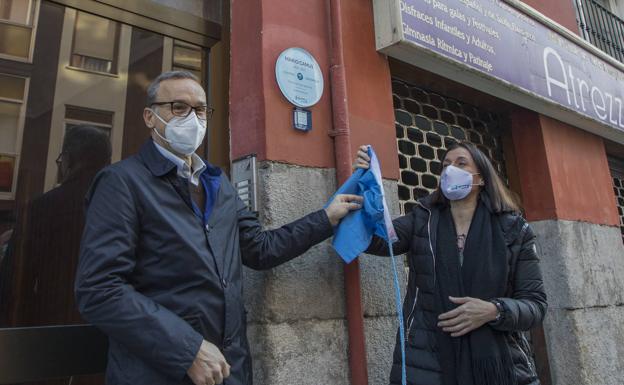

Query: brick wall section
[392,78,506,214]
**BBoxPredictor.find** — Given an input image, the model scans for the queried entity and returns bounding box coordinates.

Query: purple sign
[378,0,624,133]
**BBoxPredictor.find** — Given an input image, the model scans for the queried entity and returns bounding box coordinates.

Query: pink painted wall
[521,0,579,34]
[512,110,619,226]
[230,0,398,178]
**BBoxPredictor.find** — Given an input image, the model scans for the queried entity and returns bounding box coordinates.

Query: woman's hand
[437,296,498,337]
[353,145,370,170]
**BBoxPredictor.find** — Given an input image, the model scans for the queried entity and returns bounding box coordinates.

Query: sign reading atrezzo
[373,0,624,140]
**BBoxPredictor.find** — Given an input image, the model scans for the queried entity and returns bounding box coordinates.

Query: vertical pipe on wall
[328,0,369,384]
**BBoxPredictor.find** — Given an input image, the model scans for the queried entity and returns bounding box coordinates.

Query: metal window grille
[574,0,624,63]
[609,157,624,243]
[615,176,624,243]
[392,78,506,214]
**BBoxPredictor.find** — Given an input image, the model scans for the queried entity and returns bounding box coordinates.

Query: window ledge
[65,66,119,78]
[0,53,32,63]
[0,19,33,28]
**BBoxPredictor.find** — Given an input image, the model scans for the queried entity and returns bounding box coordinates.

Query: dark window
[65,105,113,137]
[173,40,204,82]
[70,11,120,74]
[0,0,38,60]
[0,73,27,196]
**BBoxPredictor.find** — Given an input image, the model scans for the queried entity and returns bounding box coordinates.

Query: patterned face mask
[440,165,480,201]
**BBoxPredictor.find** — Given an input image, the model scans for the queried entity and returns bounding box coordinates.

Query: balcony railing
[574,0,624,63]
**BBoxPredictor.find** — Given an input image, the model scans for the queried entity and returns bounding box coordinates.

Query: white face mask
[150,109,206,156]
[440,165,481,201]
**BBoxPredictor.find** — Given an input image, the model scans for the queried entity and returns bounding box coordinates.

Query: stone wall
[244,161,405,385]
[532,220,624,385]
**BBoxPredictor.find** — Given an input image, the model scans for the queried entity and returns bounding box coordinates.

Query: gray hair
[145,70,200,106]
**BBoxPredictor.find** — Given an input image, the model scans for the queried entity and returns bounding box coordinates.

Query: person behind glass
[0,125,111,328]
[355,141,547,385]
[75,70,362,385]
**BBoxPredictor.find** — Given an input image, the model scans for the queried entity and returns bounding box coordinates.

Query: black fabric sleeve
[237,197,334,270]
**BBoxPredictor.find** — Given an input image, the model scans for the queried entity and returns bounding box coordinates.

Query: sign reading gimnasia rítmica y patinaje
[373,0,624,140]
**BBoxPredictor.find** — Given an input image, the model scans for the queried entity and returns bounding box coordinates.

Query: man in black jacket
[75,71,361,385]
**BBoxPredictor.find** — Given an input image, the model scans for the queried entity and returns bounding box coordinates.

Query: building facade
[0,0,623,384]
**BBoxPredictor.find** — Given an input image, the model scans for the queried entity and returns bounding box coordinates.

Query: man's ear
[143,107,154,128]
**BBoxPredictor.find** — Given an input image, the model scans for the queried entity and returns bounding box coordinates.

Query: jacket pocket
[405,287,419,340]
[509,332,538,382]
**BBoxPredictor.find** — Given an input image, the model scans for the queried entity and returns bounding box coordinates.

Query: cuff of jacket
[172,327,204,381]
[311,209,335,241]
[488,297,508,328]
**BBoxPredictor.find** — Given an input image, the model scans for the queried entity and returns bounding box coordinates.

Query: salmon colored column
[230,0,267,161]
[341,0,399,179]
[511,110,620,226]
[520,0,579,34]
[230,1,399,385]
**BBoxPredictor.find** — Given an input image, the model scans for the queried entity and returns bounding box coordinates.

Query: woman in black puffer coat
[355,141,547,385]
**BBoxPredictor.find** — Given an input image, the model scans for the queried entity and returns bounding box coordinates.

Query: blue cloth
[331,168,383,263]
[329,147,396,263]
[329,146,407,385]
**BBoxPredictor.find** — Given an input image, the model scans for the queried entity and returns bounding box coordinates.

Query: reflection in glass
[0,22,32,59]
[173,40,203,81]
[0,0,34,25]
[0,125,111,328]
[64,105,113,147]
[173,44,202,69]
[0,0,36,59]
[0,155,14,192]
[65,123,110,137]
[0,3,210,381]
[0,72,26,100]
[0,73,25,198]
[70,12,119,74]
[0,102,20,154]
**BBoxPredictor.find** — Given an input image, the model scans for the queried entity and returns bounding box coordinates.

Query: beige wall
[161,37,173,72]
[610,0,624,18]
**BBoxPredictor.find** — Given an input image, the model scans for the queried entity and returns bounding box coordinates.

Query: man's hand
[187,340,231,385]
[437,296,498,337]
[325,194,363,226]
[353,145,371,170]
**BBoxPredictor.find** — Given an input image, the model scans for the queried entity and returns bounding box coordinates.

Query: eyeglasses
[55,152,64,166]
[151,101,214,120]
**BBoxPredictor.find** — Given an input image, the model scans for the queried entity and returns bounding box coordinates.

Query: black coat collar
[138,139,222,178]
